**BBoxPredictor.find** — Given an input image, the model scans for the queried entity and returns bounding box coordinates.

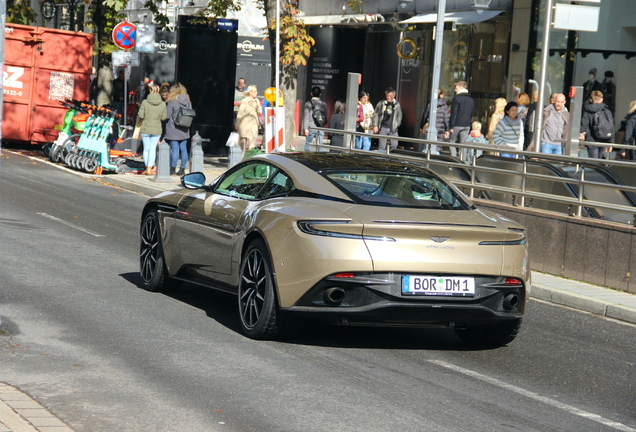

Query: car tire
[238,239,303,340]
[455,319,522,347]
[139,210,179,293]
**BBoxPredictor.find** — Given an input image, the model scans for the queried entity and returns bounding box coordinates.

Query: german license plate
[402,275,475,297]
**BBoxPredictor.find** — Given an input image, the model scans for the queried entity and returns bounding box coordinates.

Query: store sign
[553,4,600,32]
[112,51,140,66]
[136,23,156,53]
[238,40,265,53]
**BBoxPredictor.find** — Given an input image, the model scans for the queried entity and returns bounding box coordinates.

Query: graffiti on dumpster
[3,66,24,97]
[49,72,75,101]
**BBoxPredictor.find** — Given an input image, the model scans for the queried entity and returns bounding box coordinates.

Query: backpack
[593,108,613,141]
[174,107,196,128]
[310,100,327,127]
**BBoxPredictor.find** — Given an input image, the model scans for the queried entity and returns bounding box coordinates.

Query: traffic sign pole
[112,20,136,125]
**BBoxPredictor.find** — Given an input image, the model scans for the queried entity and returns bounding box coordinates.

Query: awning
[300,14,386,25]
[399,10,503,25]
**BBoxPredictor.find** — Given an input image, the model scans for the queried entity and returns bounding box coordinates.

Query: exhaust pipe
[503,293,519,310]
[323,287,346,305]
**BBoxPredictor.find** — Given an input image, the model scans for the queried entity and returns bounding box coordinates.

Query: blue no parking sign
[112,21,136,50]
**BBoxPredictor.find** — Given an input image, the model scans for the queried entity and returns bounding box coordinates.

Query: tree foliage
[85,0,128,67]
[6,0,38,25]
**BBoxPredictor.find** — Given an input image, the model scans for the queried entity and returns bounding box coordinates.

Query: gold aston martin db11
[140,152,530,346]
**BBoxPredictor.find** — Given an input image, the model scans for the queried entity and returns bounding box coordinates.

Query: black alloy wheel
[139,210,177,292]
[238,239,302,340]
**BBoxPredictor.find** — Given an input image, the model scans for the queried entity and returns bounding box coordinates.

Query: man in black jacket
[579,90,614,159]
[449,81,474,160]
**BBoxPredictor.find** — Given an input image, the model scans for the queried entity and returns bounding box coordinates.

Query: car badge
[430,236,450,243]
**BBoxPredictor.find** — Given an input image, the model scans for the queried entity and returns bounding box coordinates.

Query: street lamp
[65,0,81,31]
[40,0,56,21]
[471,0,493,14]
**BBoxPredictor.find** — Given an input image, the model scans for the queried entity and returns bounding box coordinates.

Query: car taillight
[506,278,522,286]
[334,272,355,278]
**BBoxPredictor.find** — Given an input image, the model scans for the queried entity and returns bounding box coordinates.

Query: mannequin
[600,71,616,115]
[582,68,602,111]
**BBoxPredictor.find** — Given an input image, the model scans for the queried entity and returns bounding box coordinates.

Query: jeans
[305,130,325,152]
[355,135,371,151]
[466,149,483,164]
[168,139,189,168]
[449,126,470,159]
[541,142,562,155]
[378,127,398,150]
[586,145,604,159]
[141,134,161,167]
[500,153,518,159]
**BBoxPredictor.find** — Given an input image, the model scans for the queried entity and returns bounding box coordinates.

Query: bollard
[228,143,242,168]
[151,140,173,183]
[189,131,204,173]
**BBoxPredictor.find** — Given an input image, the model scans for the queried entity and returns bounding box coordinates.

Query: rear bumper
[283,272,526,327]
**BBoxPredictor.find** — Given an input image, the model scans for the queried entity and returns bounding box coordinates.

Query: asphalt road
[1,150,635,432]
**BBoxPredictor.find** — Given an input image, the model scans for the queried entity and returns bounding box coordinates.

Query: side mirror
[181,172,206,189]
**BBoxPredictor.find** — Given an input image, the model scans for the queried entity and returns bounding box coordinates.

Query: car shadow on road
[122,272,503,352]
[121,272,244,334]
[293,321,489,351]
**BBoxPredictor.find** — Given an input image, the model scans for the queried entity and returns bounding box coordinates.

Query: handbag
[225,131,239,147]
[174,107,196,128]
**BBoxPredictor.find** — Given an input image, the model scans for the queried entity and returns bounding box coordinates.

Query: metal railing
[308,127,636,224]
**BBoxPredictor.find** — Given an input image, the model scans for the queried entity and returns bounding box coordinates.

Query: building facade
[297,0,636,138]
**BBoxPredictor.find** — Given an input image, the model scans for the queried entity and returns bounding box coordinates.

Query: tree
[86,0,129,69]
[6,0,38,25]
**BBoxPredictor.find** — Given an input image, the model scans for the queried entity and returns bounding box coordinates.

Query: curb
[531,283,636,325]
[101,174,180,196]
[0,383,74,432]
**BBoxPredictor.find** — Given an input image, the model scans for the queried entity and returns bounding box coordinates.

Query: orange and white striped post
[263,87,284,153]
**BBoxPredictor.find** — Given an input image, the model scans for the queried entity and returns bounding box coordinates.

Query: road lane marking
[428,360,636,432]
[37,212,105,237]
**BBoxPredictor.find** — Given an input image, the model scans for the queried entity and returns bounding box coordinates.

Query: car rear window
[324,171,471,210]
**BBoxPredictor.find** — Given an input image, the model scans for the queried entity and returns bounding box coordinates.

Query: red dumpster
[2,24,94,145]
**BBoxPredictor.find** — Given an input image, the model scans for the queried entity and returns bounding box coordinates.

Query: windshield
[324,171,471,210]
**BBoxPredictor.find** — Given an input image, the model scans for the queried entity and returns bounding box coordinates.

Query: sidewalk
[0,383,73,432]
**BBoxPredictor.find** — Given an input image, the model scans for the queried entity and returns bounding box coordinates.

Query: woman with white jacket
[492,101,523,158]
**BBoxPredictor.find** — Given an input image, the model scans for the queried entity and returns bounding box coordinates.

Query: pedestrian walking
[373,87,403,151]
[524,91,538,151]
[449,81,475,159]
[541,93,569,155]
[620,100,636,160]
[329,100,346,147]
[486,98,507,149]
[164,83,192,175]
[580,90,614,159]
[356,91,374,151]
[137,84,167,175]
[464,121,488,164]
[233,78,246,126]
[304,86,328,152]
[236,85,261,157]
[419,88,450,155]
[112,69,129,118]
[492,101,523,158]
